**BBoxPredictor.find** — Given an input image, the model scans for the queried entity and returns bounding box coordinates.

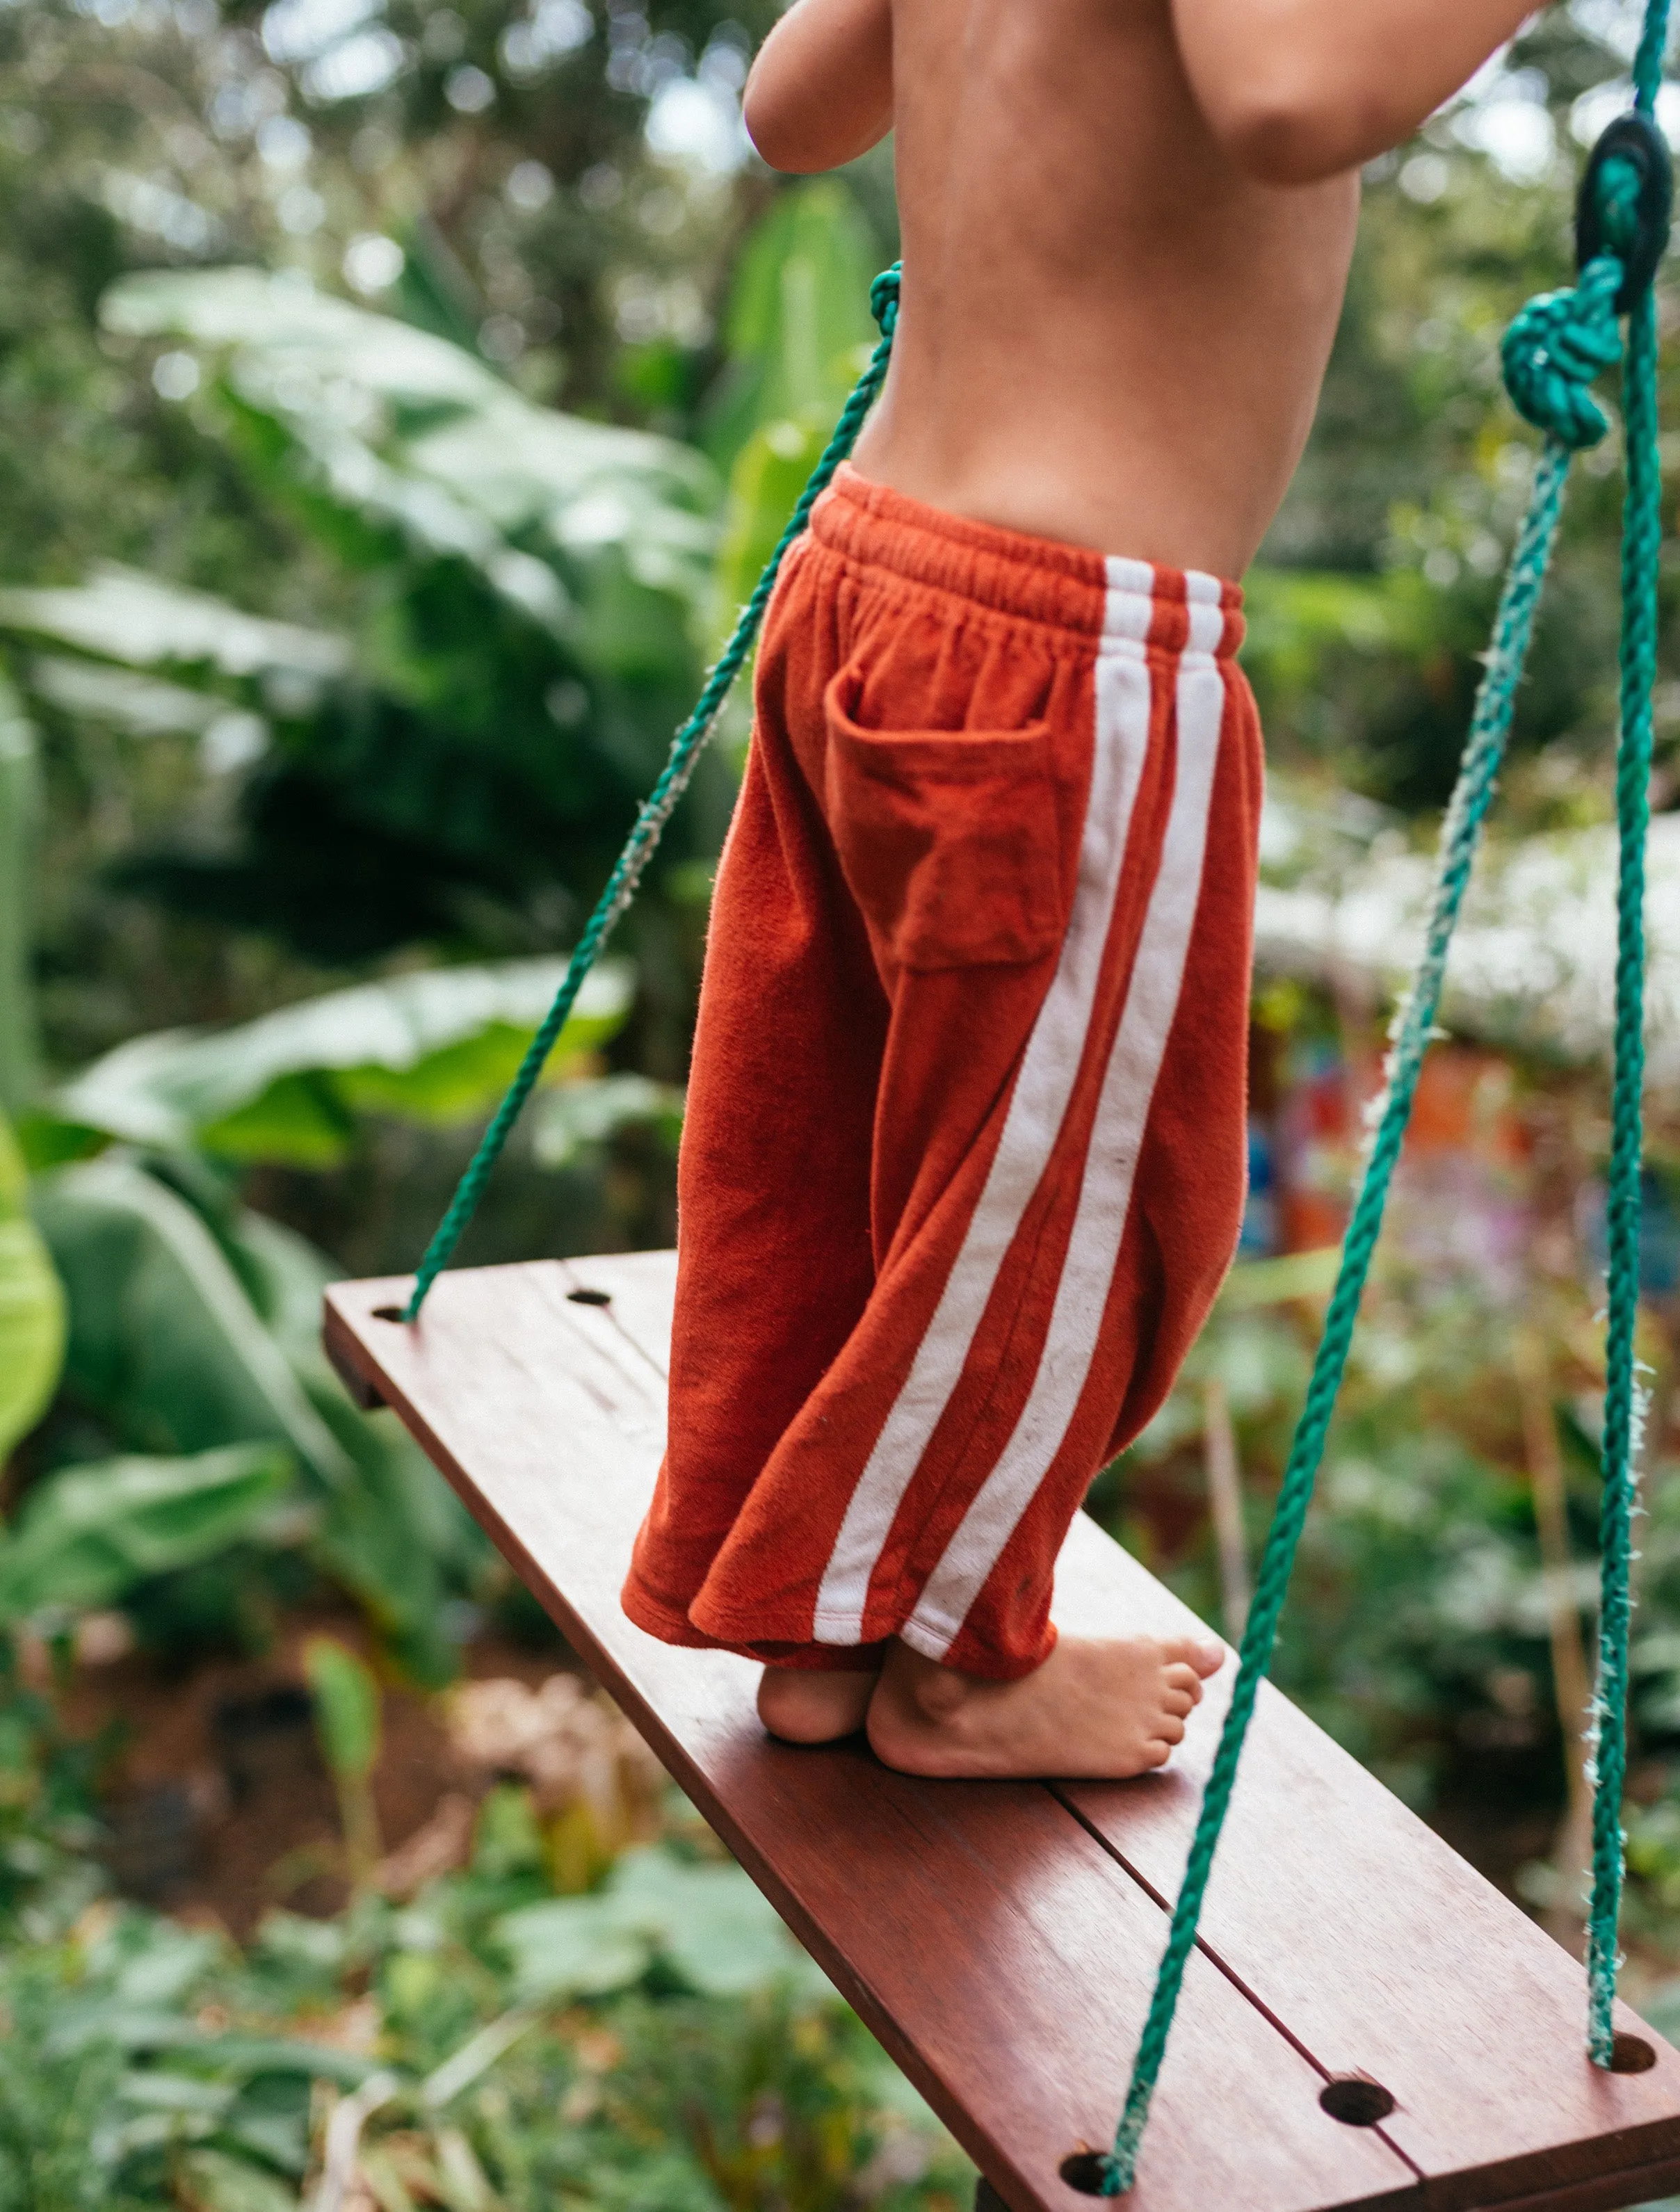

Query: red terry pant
[622,465,1263,1680]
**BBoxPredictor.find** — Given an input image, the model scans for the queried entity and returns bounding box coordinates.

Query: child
[621,0,1542,1776]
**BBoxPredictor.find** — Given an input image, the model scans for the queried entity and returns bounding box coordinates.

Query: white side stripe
[809,629,1156,1645]
[901,653,1227,1657]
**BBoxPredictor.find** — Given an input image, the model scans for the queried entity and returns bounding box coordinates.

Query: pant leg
[622,535,891,1669]
[627,478,1259,1682]
[894,647,1264,1676]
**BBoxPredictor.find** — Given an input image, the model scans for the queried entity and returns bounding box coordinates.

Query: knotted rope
[1099,56,1670,2193]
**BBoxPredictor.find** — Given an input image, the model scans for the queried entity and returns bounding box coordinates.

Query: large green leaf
[0,677,40,1120]
[0,1114,64,1464]
[703,181,878,472]
[496,1846,830,2005]
[706,183,878,647]
[101,273,720,683]
[0,1443,289,1624]
[54,956,634,1168]
[31,1155,354,1485]
[32,1154,476,1681]
[0,565,348,698]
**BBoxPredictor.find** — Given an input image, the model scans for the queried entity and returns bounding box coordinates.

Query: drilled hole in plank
[1058,2149,1111,2195]
[567,1288,613,1307]
[1319,2077,1395,2126]
[371,1305,406,1323]
[1612,2034,1657,2074]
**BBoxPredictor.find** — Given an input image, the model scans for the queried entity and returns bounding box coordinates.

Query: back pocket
[823,665,1063,971]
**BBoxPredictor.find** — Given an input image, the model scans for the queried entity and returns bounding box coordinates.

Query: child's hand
[1172,0,1545,184]
[744,0,893,175]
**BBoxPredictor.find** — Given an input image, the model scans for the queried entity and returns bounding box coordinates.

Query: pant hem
[621,1574,889,1672]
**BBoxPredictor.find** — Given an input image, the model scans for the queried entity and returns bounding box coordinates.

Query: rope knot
[1501,253,1625,449]
[871,262,901,336]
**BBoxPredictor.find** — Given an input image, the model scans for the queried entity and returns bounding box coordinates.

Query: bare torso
[849,0,1357,575]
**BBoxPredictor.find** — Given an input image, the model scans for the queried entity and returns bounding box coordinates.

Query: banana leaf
[705,183,877,650]
[100,272,719,694]
[496,1845,831,2005]
[529,1070,684,1169]
[53,956,633,1168]
[33,1154,476,1681]
[0,677,40,1118]
[31,1155,354,1485]
[0,1444,289,1625]
[0,1114,65,1464]
[702,181,878,472]
[0,565,348,701]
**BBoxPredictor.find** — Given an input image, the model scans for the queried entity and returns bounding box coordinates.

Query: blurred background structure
[8,0,1680,2202]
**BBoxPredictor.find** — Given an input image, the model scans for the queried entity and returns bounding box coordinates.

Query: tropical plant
[0,271,726,967]
[40,954,637,1168]
[703,180,879,641]
[303,1634,383,1887]
[0,1113,65,1468]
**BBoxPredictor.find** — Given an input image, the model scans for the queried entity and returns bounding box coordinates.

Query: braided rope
[403,268,902,1320]
[1102,428,1577,2188]
[1102,75,1669,2185]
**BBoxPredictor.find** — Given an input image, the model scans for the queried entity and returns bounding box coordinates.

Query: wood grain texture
[1050,1524,1680,2209]
[323,1254,1680,2212]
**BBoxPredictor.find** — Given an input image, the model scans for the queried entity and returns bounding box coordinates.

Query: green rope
[402,266,901,1321]
[1590,254,1662,2072]
[1102,101,1669,2195]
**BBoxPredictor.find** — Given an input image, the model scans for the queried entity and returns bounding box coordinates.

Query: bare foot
[758,1663,881,1744]
[865,1633,1225,1779]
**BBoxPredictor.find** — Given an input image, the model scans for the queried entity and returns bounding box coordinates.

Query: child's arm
[1173,0,1544,184]
[743,0,893,174]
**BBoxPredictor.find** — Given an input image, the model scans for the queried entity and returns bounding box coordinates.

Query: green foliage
[0,1112,65,1466]
[28,1151,481,1681]
[0,1715,965,2212]
[0,678,42,1118]
[34,1154,354,1487]
[706,184,878,644]
[497,1846,833,2005]
[48,955,634,1169]
[304,1633,383,1884]
[18,269,724,964]
[0,1446,288,1628]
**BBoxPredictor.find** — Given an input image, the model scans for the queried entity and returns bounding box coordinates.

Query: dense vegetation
[8,0,1680,2201]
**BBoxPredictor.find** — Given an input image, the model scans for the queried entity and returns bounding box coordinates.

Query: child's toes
[1161,1635,1225,1679]
[1163,1659,1208,1704]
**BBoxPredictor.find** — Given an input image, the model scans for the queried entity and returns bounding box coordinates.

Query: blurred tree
[1253,4,1676,814]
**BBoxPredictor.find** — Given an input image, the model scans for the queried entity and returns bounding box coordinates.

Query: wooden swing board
[324,1252,1680,2212]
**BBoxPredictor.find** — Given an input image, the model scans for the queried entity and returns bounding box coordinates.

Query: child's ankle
[882,1641,980,1727]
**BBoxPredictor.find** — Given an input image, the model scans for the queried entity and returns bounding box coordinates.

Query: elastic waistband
[810,465,1245,660]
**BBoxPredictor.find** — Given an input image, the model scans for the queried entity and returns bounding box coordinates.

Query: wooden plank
[585,1259,1680,2211]
[1479,2156,1680,2212]
[323,1254,1680,2212]
[1049,1526,1680,2210]
[323,1261,1414,2212]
